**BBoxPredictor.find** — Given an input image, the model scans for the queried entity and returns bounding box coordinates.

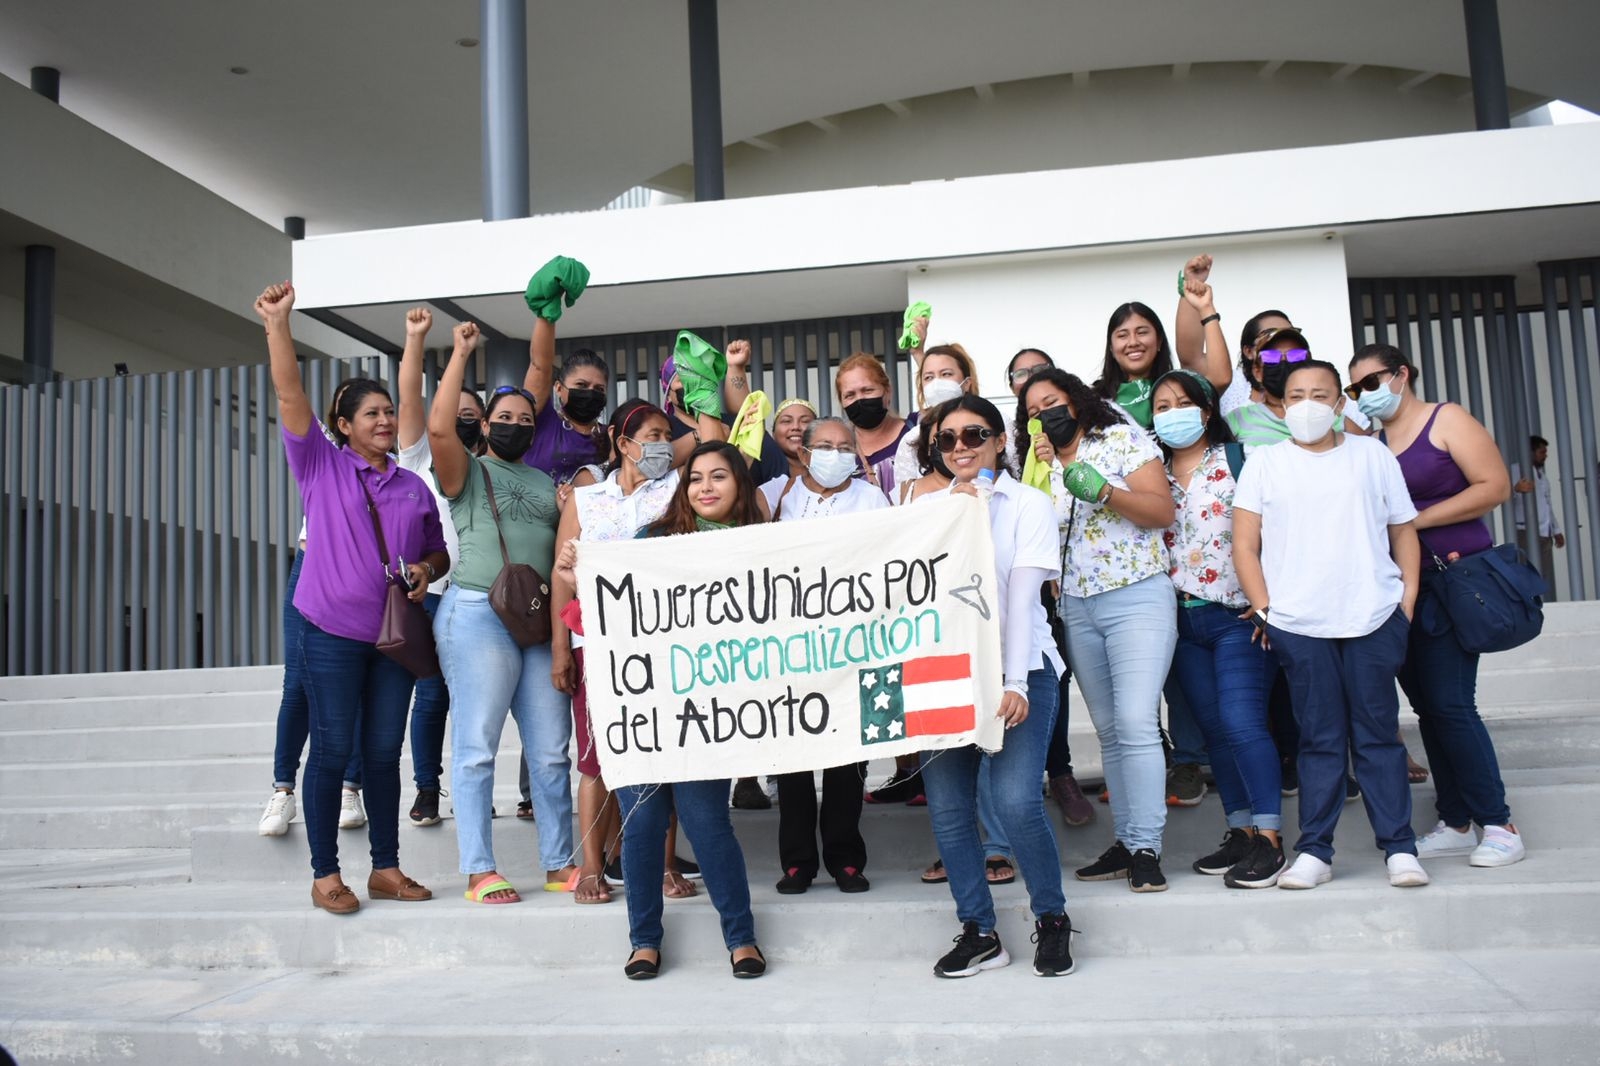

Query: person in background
[256,281,447,915]
[757,397,818,512]
[1020,369,1177,892]
[837,352,917,504]
[1233,357,1427,891]
[1348,344,1524,868]
[1512,435,1565,597]
[1150,369,1284,887]
[1095,291,1230,433]
[893,342,980,489]
[767,416,887,894]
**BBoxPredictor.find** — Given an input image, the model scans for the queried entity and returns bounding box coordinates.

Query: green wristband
[1177,269,1187,296]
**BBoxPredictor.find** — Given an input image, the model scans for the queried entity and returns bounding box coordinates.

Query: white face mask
[922,377,966,408]
[1284,400,1337,444]
[806,447,858,489]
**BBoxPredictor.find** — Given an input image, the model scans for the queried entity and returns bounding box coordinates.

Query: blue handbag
[1418,542,1547,654]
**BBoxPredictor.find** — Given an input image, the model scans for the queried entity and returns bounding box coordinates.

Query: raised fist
[254,281,295,325]
[726,339,752,368]
[452,320,480,355]
[1183,279,1216,315]
[1184,254,1212,285]
[405,307,433,337]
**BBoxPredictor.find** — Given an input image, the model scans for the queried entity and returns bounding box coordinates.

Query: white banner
[573,494,1005,789]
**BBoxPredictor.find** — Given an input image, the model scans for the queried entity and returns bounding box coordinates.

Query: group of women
[253,247,1526,980]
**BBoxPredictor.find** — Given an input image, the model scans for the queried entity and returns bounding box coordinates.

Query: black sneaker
[1280,759,1299,797]
[1192,828,1252,875]
[1224,834,1287,889]
[731,778,771,810]
[675,857,703,881]
[1129,848,1168,893]
[933,922,1010,978]
[1345,775,1361,804]
[1075,840,1133,881]
[1031,912,1076,977]
[408,788,441,826]
[776,867,812,894]
[603,857,624,887]
[835,866,870,893]
[865,767,924,805]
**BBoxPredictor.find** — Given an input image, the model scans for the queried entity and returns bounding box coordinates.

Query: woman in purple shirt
[257,282,450,915]
[1348,343,1523,869]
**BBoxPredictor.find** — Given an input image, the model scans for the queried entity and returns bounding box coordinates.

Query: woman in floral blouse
[1150,370,1285,890]
[1015,369,1176,892]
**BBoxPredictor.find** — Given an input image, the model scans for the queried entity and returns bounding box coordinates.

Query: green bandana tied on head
[1116,378,1154,430]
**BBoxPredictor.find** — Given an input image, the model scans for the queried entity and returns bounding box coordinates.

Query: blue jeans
[976,757,1011,863]
[1173,602,1282,830]
[435,587,574,874]
[1268,607,1416,862]
[409,592,449,791]
[1062,574,1176,854]
[297,619,416,879]
[1398,576,1512,828]
[616,780,756,952]
[1164,673,1209,767]
[921,664,1065,928]
[273,550,361,791]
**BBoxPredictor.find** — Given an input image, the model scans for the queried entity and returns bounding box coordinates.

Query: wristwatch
[1249,606,1270,630]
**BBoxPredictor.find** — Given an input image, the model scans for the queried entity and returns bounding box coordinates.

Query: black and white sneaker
[1075,840,1133,881]
[1224,834,1287,889]
[933,922,1010,978]
[1129,848,1168,893]
[603,857,625,887]
[1032,913,1076,977]
[1193,828,1253,875]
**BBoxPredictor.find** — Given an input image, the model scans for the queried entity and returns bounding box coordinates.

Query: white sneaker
[258,790,295,836]
[1277,853,1332,890]
[1415,820,1478,858]
[1387,852,1430,887]
[339,788,367,829]
[1469,825,1526,868]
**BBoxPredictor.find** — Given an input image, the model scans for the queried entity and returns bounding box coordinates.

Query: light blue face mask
[1357,378,1403,422]
[1153,406,1206,449]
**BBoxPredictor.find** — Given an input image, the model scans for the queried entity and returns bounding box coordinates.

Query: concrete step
[187,769,1597,886]
[0,665,282,701]
[0,848,191,890]
[3,847,1594,972]
[0,690,282,730]
[2,948,1596,1064]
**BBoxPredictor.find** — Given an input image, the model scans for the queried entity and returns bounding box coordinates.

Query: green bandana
[1116,378,1154,430]
[695,516,733,532]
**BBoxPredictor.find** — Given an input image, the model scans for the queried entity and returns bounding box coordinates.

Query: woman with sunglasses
[613,441,768,979]
[552,399,694,904]
[256,282,449,915]
[1096,289,1229,432]
[1018,369,1177,892]
[1151,369,1285,887]
[1346,343,1523,868]
[1227,326,1370,454]
[427,322,572,902]
[914,396,1073,978]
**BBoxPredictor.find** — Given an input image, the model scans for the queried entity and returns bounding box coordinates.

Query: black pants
[1043,592,1075,778]
[776,763,867,879]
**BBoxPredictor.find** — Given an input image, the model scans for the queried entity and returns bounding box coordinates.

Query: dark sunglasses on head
[491,385,537,404]
[934,426,998,452]
[1344,371,1394,401]
[1259,348,1310,365]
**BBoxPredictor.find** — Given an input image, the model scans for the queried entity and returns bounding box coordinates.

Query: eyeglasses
[1258,348,1310,365]
[934,426,998,452]
[1008,364,1048,384]
[1344,371,1394,401]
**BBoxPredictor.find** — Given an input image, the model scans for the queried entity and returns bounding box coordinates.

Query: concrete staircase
[3,606,1600,1064]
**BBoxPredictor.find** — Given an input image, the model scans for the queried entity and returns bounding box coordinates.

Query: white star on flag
[888,719,904,738]
[861,671,877,689]
[886,667,900,683]
[864,723,881,741]
[873,692,890,711]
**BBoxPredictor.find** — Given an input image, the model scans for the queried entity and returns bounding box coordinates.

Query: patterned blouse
[1052,424,1169,599]
[1164,445,1247,609]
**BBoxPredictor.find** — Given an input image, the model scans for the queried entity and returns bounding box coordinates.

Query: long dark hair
[930,395,1017,478]
[1350,342,1418,394]
[1151,369,1235,462]
[645,441,763,535]
[326,377,390,447]
[1016,368,1124,452]
[913,415,953,479]
[1095,302,1172,395]
[602,399,669,475]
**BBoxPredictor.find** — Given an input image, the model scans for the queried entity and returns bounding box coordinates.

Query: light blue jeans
[435,586,574,875]
[1061,574,1177,854]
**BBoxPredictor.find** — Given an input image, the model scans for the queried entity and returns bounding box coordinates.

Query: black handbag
[1418,539,1546,655]
[480,463,553,648]
[360,482,441,679]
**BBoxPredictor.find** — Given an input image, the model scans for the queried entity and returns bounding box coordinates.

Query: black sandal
[985,857,1017,885]
[624,949,660,980]
[920,859,948,884]
[730,946,766,979]
[516,800,534,820]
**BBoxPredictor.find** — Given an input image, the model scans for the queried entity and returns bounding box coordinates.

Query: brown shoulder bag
[480,463,553,647]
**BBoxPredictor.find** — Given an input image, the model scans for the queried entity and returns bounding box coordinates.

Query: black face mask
[1260,361,1290,399]
[562,387,607,425]
[455,418,484,451]
[486,422,535,463]
[844,396,889,430]
[1037,405,1080,447]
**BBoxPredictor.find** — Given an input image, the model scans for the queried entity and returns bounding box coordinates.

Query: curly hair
[1015,368,1124,451]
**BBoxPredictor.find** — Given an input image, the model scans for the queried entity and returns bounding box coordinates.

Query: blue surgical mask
[806,447,858,489]
[1153,406,1206,449]
[1357,378,1403,422]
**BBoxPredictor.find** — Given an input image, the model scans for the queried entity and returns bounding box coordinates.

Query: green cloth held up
[898,301,932,351]
[1020,417,1053,492]
[523,255,591,322]
[729,390,773,460]
[673,331,727,419]
[1115,378,1154,430]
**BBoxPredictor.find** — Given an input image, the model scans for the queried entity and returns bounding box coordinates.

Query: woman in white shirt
[1016,368,1177,893]
[917,396,1075,980]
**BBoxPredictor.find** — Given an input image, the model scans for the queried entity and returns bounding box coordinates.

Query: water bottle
[975,467,996,503]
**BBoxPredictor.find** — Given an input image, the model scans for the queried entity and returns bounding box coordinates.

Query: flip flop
[985,857,1016,885]
[574,873,613,905]
[920,859,947,884]
[464,877,521,904]
[545,869,581,893]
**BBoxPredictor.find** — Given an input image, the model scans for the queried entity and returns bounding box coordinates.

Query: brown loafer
[311,880,360,915]
[368,869,432,902]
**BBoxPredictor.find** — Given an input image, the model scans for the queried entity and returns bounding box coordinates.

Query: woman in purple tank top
[1348,344,1524,869]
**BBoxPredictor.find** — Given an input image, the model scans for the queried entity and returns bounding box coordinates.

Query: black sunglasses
[934,426,998,452]
[1344,370,1397,401]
